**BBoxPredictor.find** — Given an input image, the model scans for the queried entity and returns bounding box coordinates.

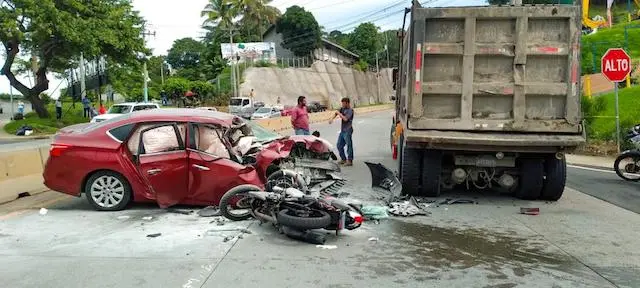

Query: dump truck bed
[402,4,583,136]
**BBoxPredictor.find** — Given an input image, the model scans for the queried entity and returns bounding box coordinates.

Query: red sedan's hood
[287,135,333,153]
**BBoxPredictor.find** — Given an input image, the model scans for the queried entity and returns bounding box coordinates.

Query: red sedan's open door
[135,123,189,208]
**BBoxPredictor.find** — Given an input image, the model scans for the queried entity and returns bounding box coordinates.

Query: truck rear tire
[401,137,422,196]
[421,150,442,197]
[515,159,543,200]
[540,156,566,201]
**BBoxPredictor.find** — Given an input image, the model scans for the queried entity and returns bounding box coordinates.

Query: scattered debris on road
[146,233,162,238]
[167,208,193,215]
[368,237,379,242]
[388,197,431,217]
[316,245,337,249]
[117,215,130,220]
[198,206,222,217]
[209,217,226,226]
[361,205,389,220]
[520,207,540,215]
[438,198,477,205]
[142,216,153,220]
[39,208,48,215]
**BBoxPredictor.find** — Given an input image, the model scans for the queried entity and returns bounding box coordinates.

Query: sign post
[601,48,632,153]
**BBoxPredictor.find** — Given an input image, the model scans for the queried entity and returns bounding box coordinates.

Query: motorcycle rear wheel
[277,209,332,230]
[614,152,640,181]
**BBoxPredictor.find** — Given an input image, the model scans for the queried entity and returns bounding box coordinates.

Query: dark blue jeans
[337,130,353,161]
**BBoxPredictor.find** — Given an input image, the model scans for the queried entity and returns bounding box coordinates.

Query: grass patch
[586,86,640,145]
[3,103,89,135]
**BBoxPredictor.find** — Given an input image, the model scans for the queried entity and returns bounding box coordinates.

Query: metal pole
[376,52,380,104]
[615,83,621,153]
[79,52,86,100]
[230,31,237,98]
[160,61,165,85]
[9,84,14,119]
[143,61,149,102]
[385,32,390,67]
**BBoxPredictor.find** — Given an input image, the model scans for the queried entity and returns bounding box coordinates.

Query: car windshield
[229,98,242,106]
[108,105,131,114]
[245,120,283,143]
[256,107,271,113]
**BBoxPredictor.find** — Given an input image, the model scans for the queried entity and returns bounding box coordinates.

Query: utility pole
[229,29,237,98]
[79,52,86,100]
[384,32,390,68]
[141,27,156,102]
[160,60,165,85]
[376,51,380,104]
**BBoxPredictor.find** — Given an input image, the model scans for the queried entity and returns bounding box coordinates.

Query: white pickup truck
[90,102,160,123]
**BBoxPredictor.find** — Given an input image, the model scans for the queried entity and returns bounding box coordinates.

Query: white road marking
[567,164,614,174]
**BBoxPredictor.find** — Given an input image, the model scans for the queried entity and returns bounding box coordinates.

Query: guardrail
[0,103,393,205]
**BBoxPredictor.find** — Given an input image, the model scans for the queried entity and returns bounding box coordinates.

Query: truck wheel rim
[90,176,125,208]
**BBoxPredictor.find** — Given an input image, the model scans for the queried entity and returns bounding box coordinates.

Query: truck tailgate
[407,5,581,134]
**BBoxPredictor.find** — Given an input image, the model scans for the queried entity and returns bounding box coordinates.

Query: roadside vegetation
[3,101,88,135]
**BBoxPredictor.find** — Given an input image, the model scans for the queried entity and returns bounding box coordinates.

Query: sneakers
[340,160,353,166]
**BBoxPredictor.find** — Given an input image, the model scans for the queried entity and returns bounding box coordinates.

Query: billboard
[220,42,277,65]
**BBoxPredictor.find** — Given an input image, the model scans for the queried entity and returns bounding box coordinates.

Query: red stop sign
[601,48,631,82]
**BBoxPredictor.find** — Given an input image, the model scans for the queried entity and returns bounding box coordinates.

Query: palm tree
[231,0,280,40]
[201,0,237,31]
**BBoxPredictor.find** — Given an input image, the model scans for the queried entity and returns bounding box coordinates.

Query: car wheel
[540,155,566,201]
[85,171,132,211]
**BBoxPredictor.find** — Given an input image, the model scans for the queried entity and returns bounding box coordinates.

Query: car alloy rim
[90,176,125,208]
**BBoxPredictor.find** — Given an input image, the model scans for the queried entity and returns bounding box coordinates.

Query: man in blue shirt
[329,97,354,166]
[82,97,91,118]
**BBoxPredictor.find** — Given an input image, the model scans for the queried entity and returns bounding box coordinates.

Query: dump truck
[391,1,585,200]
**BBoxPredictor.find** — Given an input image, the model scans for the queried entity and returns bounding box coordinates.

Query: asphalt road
[1,110,639,287]
[567,165,640,214]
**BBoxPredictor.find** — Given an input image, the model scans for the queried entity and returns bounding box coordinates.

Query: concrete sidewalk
[566,154,615,170]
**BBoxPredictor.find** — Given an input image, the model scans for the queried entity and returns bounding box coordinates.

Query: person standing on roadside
[330,97,354,166]
[55,98,62,119]
[284,96,310,135]
[82,97,91,118]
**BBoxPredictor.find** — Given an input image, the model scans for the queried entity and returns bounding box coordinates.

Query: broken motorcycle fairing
[364,162,403,200]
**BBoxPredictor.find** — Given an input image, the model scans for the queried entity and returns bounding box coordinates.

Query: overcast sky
[0,0,487,98]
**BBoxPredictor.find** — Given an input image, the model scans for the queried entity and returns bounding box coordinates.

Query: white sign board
[220,42,277,65]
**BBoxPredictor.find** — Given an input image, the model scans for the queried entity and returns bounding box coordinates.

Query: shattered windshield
[108,105,131,114]
[229,98,242,106]
[245,120,282,143]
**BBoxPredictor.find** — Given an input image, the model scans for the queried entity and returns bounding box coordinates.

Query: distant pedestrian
[98,103,106,115]
[283,96,310,135]
[82,97,91,118]
[161,90,168,106]
[17,101,25,115]
[55,98,62,119]
[329,97,354,166]
[250,89,255,99]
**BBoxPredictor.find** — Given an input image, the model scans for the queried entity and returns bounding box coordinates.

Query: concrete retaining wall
[240,61,394,108]
[0,104,393,205]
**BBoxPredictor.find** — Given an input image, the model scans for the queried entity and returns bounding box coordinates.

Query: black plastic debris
[167,208,193,215]
[281,226,326,245]
[198,206,222,217]
[438,198,477,205]
[146,233,161,238]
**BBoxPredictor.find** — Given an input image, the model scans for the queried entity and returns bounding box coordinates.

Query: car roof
[122,108,237,125]
[113,102,159,106]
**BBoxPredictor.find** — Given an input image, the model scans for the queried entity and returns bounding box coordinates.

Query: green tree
[202,0,238,30]
[328,30,349,48]
[348,22,380,66]
[233,0,280,40]
[276,5,322,57]
[379,30,400,68]
[0,0,147,118]
[166,38,205,71]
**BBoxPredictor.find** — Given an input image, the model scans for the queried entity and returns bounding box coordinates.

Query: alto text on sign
[601,48,631,82]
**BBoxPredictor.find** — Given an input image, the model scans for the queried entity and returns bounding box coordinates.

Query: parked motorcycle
[614,124,640,181]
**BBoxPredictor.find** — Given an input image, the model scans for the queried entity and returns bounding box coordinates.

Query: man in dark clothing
[330,97,354,166]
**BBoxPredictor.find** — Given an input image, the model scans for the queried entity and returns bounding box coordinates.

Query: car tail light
[352,214,364,224]
[50,144,70,157]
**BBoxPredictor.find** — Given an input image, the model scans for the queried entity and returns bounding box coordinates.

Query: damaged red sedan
[43,108,338,211]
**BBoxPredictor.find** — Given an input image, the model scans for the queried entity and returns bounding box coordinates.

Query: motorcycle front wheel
[614,152,640,181]
[277,209,332,230]
[219,184,263,221]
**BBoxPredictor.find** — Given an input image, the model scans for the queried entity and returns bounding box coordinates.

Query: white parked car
[90,102,160,123]
[196,107,218,111]
[251,107,281,120]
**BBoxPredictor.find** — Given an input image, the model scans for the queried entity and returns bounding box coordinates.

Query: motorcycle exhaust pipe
[253,209,276,223]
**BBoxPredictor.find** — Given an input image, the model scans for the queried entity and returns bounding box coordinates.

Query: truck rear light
[415,43,422,95]
[50,144,70,157]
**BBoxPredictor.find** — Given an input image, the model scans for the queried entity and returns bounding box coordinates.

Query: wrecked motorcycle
[219,183,363,238]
